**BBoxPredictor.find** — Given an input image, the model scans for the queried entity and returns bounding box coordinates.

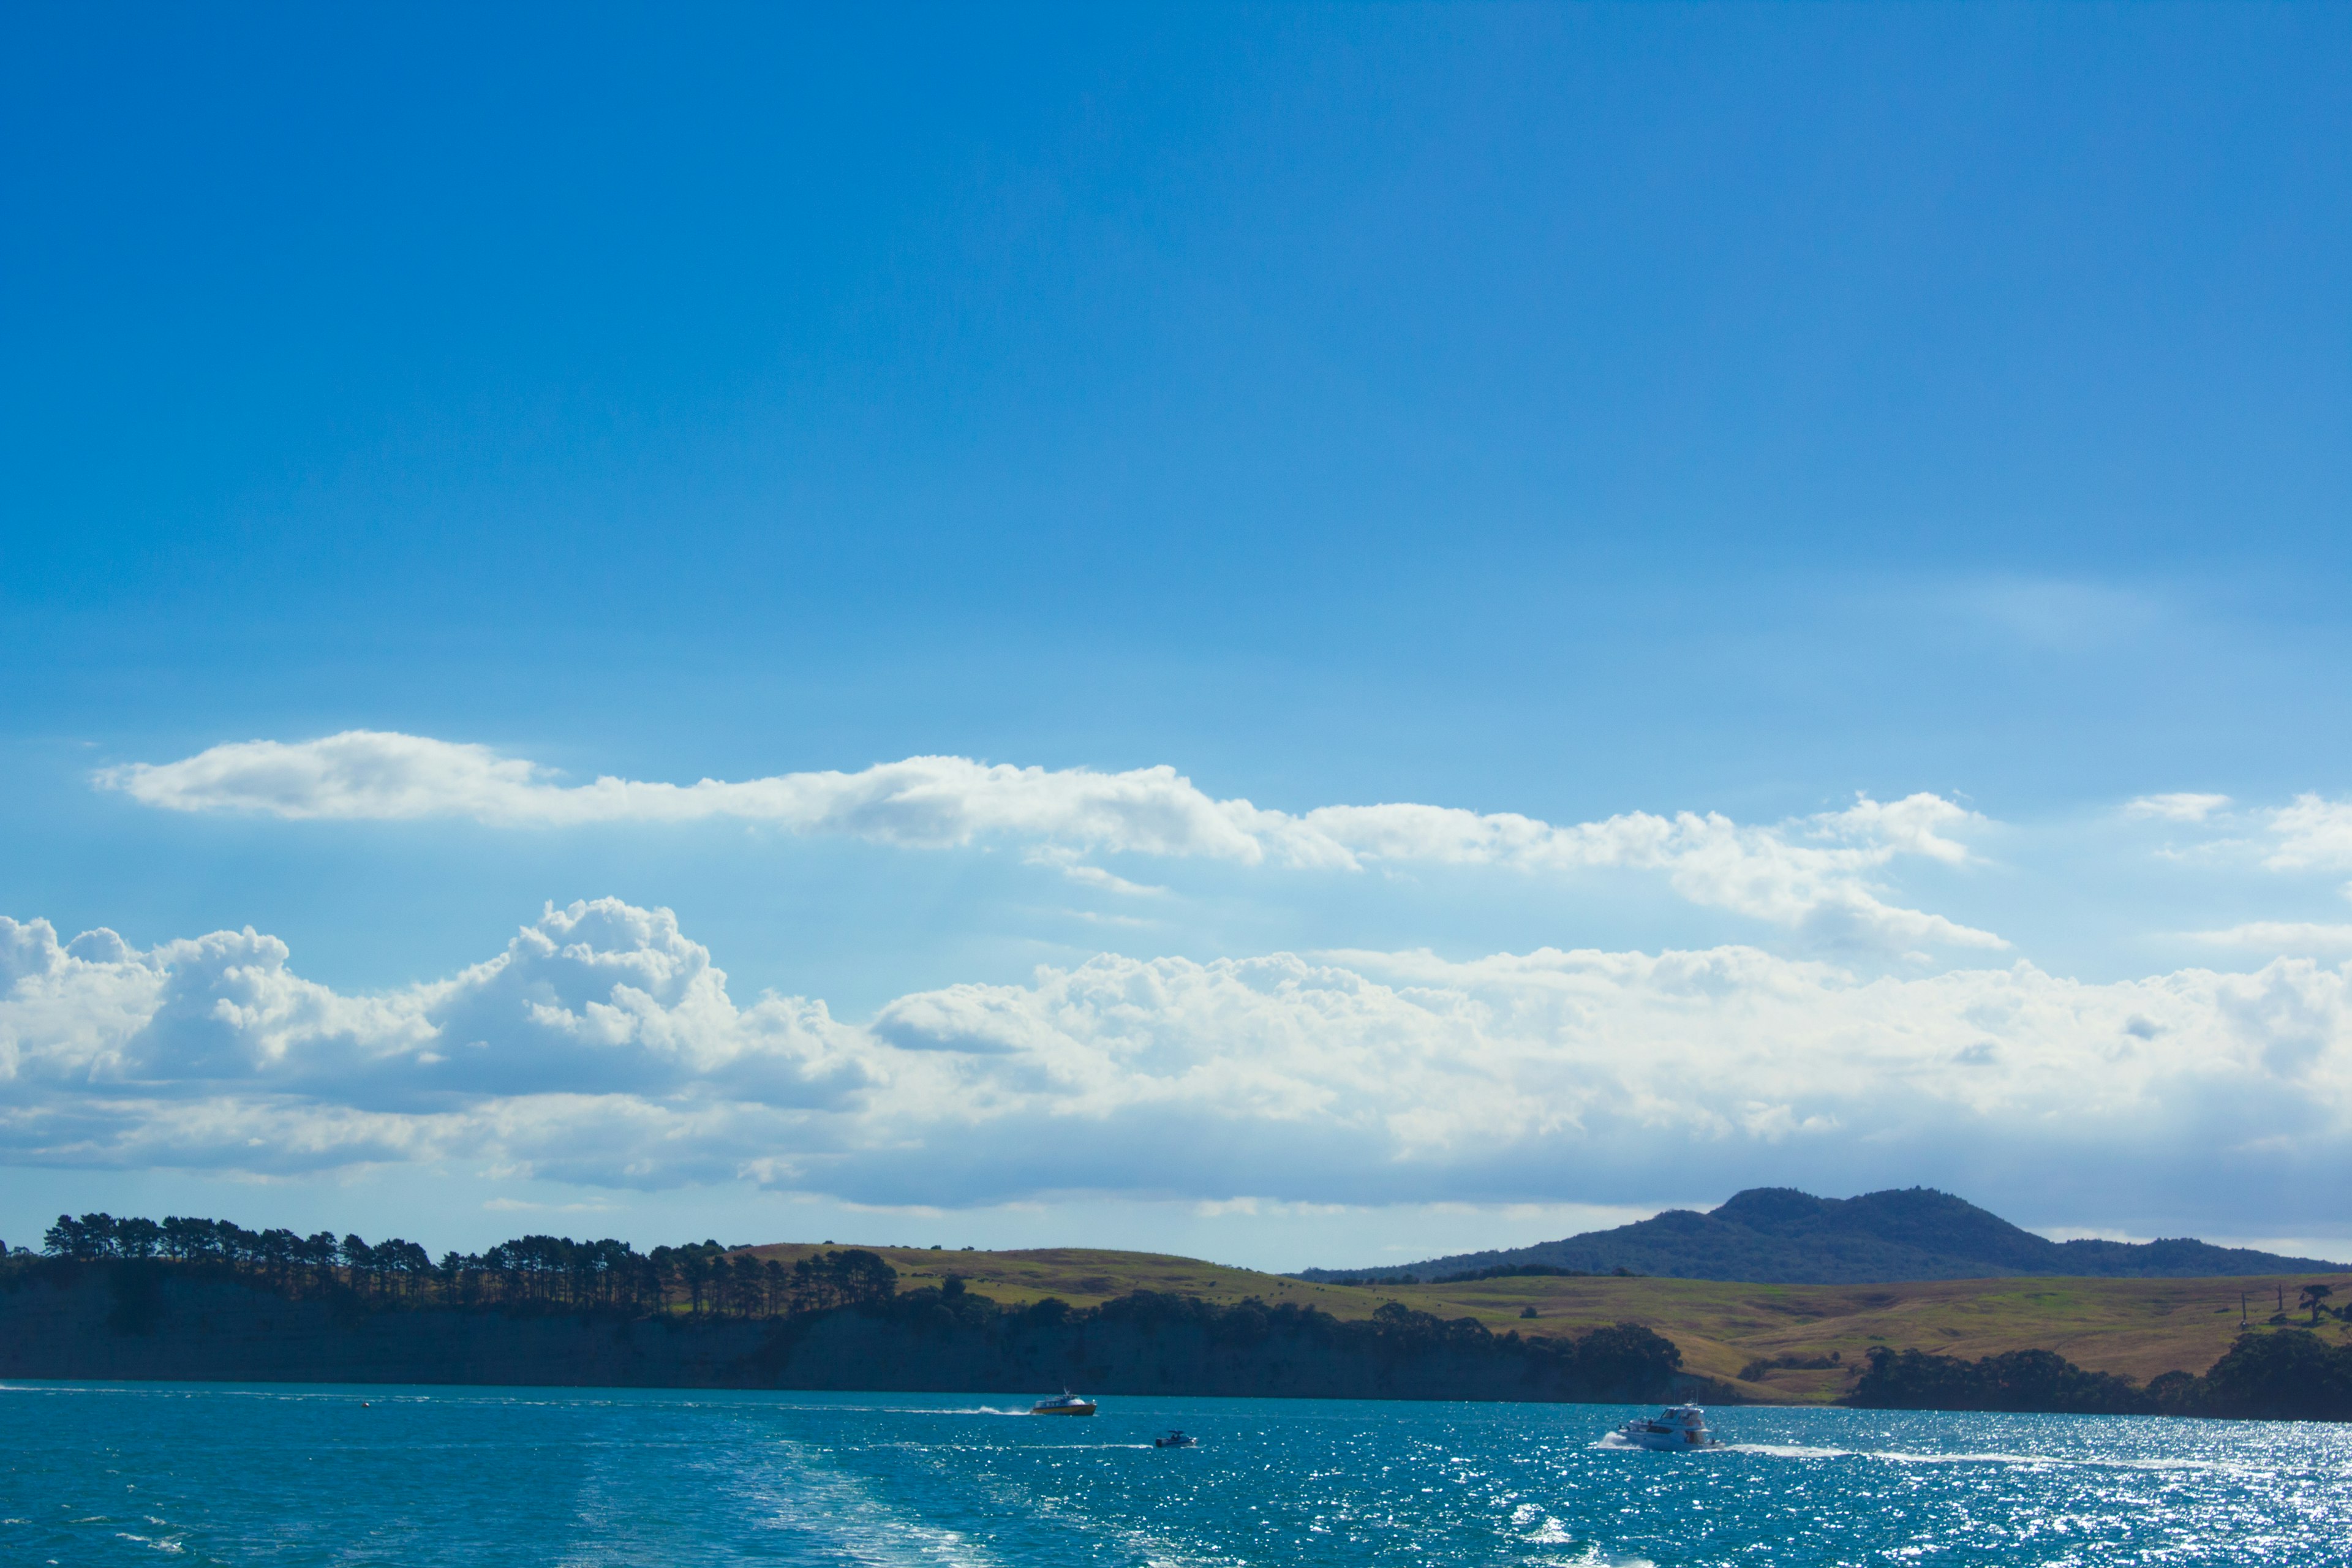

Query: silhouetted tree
[678,1247,712,1316]
[20,1210,903,1326]
[45,1213,121,1259]
[115,1217,163,1259]
[341,1234,376,1294]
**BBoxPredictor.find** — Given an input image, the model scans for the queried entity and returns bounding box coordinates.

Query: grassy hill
[1295,1186,2349,1284]
[736,1243,1340,1311]
[741,1240,2352,1403]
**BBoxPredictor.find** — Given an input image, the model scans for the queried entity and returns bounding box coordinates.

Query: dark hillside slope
[1299,1188,2345,1285]
[0,1262,1692,1404]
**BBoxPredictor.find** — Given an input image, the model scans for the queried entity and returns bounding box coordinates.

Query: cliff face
[0,1266,1686,1403]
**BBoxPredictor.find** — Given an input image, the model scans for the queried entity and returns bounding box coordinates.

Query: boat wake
[1535,1545,1658,1568]
[726,1438,1006,1568]
[1720,1441,2225,1473]
[1499,1508,1660,1566]
[1589,1433,1720,1455]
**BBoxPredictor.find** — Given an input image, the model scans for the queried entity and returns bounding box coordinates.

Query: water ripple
[1,1383,2345,1566]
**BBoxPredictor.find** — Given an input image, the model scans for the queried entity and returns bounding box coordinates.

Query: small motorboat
[1030,1392,1098,1416]
[1614,1404,1717,1450]
[1152,1430,1196,1448]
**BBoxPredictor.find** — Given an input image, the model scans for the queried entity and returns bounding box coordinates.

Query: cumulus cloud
[0,902,870,1179]
[97,731,2000,950]
[2125,792,2232,823]
[3,900,2345,1219]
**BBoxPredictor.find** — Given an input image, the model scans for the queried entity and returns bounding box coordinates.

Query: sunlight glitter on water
[2,1383,2346,1566]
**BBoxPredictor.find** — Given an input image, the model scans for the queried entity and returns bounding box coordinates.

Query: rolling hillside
[737,1239,2352,1404]
[1294,1187,2348,1284]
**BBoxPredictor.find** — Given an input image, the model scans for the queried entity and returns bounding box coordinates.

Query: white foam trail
[1509,1501,1659,1564]
[1873,1449,2226,1473]
[1720,1441,2229,1474]
[114,1532,186,1555]
[751,1440,1008,1567]
[1722,1441,1853,1460]
[1547,1548,1658,1568]
[1588,1433,1724,1455]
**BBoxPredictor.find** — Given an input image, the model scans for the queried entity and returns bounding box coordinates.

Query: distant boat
[1152,1430,1196,1448]
[1613,1404,1717,1450]
[1030,1392,1098,1416]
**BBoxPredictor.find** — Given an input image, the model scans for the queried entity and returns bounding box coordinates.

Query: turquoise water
[3,1382,2346,1566]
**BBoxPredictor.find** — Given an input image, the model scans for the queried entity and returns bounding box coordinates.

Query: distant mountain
[1297,1188,2348,1285]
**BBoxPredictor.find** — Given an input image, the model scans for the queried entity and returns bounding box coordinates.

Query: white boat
[1614,1404,1717,1450]
[1029,1392,1098,1416]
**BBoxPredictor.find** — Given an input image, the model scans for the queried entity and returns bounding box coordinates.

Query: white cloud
[3,900,2346,1224]
[1022,845,1165,897]
[2125,792,2232,823]
[0,900,867,1122]
[2186,923,2352,956]
[98,734,1284,857]
[98,732,2000,951]
[2266,794,2352,872]
[1288,792,1999,949]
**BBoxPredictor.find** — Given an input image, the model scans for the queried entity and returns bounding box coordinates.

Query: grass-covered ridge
[753,1241,2352,1402]
[1299,1186,2350,1286]
[21,1212,2351,1408]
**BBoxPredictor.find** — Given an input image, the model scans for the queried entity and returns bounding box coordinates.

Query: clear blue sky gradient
[4,4,2349,1262]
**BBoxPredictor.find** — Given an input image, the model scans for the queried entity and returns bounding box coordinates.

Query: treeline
[0,1239,1699,1401]
[800,1277,1694,1401]
[20,1212,896,1319]
[13,1212,1683,1394]
[1845,1330,2352,1422]
[1308,1263,1643,1287]
[890,1280,1679,1382]
[1436,1263,1642,1284]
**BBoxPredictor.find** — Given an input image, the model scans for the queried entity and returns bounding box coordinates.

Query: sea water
[2,1382,2346,1566]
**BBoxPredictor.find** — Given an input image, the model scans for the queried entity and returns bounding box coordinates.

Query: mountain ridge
[1295,1187,2346,1285]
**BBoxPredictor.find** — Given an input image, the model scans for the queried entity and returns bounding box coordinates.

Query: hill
[19,1211,2348,1408]
[1363,1266,2352,1400]
[1294,1187,2348,1285]
[0,1261,1692,1404]
[737,1241,2351,1403]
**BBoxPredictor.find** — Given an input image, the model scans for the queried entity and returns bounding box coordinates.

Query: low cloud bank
[97,732,2000,950]
[3,900,2346,1226]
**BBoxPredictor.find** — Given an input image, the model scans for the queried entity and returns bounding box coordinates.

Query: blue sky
[4,3,2350,1268]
